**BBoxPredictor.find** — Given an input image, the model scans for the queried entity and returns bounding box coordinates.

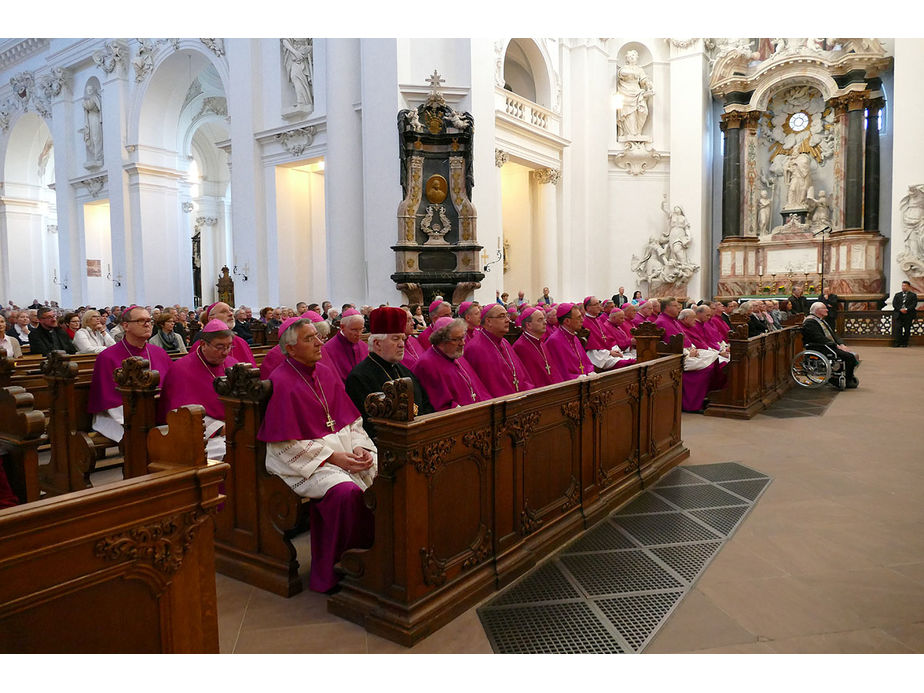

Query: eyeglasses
[205,342,233,352]
[445,336,465,344]
[128,319,153,326]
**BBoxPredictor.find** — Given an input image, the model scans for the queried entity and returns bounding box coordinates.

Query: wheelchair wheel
[791,349,831,388]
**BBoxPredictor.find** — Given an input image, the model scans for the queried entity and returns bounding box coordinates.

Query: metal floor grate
[478,461,771,653]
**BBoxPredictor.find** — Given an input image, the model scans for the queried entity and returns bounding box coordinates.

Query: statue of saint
[784,153,813,209]
[757,189,771,235]
[282,39,313,109]
[808,190,831,225]
[662,196,692,267]
[82,84,103,168]
[217,266,234,306]
[616,50,654,140]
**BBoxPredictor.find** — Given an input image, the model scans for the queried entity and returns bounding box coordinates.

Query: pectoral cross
[545,363,551,375]
[326,415,336,431]
[513,375,519,391]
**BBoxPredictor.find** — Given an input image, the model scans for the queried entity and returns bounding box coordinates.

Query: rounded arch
[128,44,230,150]
[501,39,553,109]
[750,66,840,112]
[3,112,54,188]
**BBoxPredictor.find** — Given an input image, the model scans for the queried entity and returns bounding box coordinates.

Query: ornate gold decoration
[462,427,493,459]
[114,356,159,390]
[461,528,493,570]
[364,377,416,422]
[406,258,416,269]
[420,547,447,586]
[94,509,213,576]
[425,174,448,204]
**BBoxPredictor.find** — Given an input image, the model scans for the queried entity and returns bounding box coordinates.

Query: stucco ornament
[897,185,924,277]
[631,196,699,288]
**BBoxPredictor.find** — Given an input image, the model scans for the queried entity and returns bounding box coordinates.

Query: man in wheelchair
[801,302,860,389]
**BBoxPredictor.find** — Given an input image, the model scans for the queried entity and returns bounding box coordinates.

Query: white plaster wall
[82,200,113,308]
[500,162,533,296]
[274,166,318,306]
[887,38,922,295]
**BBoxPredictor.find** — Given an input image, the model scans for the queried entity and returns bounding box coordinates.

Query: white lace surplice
[265,416,378,499]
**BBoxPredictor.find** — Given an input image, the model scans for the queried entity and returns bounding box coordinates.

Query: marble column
[721,111,743,239]
[863,97,882,232]
[844,91,867,230]
[533,167,560,295]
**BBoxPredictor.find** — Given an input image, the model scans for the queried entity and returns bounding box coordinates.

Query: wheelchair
[790,343,851,390]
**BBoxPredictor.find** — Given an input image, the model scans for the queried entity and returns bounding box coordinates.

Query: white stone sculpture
[897,184,924,277]
[38,67,66,100]
[281,38,313,109]
[807,190,831,225]
[616,49,654,140]
[92,41,124,74]
[132,38,156,82]
[9,72,34,109]
[82,84,103,169]
[421,205,451,245]
[406,109,424,133]
[630,196,700,288]
[757,189,771,235]
[784,153,813,209]
[200,39,225,58]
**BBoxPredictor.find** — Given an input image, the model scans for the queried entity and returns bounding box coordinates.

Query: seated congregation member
[258,318,376,593]
[62,312,80,340]
[545,303,594,380]
[655,298,724,412]
[789,286,810,316]
[158,319,237,459]
[634,300,654,326]
[261,311,330,379]
[399,308,423,368]
[512,307,564,387]
[603,308,636,357]
[233,307,254,345]
[29,306,77,357]
[88,306,173,442]
[582,296,634,371]
[416,299,453,351]
[0,315,23,358]
[73,309,116,354]
[194,302,255,365]
[10,311,31,350]
[321,309,368,381]
[457,301,481,343]
[149,312,188,355]
[741,301,768,337]
[694,305,729,353]
[678,309,730,363]
[411,317,490,411]
[345,307,433,439]
[802,302,859,388]
[409,304,427,331]
[463,304,534,397]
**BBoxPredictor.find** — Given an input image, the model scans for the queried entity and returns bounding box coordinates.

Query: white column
[468,38,501,305]
[227,38,265,308]
[99,71,131,306]
[359,38,402,305]
[323,38,365,306]
[668,40,712,300]
[534,170,560,296]
[888,39,924,295]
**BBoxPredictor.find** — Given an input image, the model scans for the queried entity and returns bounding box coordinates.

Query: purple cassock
[258,358,373,593]
[603,320,632,351]
[513,332,565,387]
[655,313,722,412]
[157,346,238,423]
[411,347,490,411]
[707,316,731,346]
[583,314,612,350]
[545,327,594,380]
[231,335,255,365]
[417,324,436,351]
[321,331,369,381]
[462,330,534,397]
[400,333,423,368]
[88,340,173,413]
[260,345,286,379]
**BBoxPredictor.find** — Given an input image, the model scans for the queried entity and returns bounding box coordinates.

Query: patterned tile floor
[757,385,839,419]
[477,462,771,653]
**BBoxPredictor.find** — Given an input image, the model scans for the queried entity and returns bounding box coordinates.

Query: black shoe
[901,344,909,348]
[846,378,859,389]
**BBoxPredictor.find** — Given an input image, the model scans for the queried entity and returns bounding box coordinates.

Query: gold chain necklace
[121,338,151,363]
[485,333,520,390]
[286,358,337,432]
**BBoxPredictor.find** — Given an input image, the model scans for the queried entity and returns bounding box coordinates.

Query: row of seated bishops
[0,291,765,590]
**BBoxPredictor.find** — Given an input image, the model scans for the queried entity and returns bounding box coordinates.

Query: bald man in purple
[321,309,369,381]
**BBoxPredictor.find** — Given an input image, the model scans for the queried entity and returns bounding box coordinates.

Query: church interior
[0,31,922,668]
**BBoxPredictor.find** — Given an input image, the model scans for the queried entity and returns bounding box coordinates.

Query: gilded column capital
[495,149,509,168]
[531,168,561,185]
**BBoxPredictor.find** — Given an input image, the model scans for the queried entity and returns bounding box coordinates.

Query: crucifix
[426,70,445,94]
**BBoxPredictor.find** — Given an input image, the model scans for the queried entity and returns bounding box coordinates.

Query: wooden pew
[0,386,45,503]
[328,350,688,645]
[0,405,228,653]
[703,316,801,419]
[213,364,306,597]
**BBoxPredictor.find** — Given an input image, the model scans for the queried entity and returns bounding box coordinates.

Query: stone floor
[206,345,924,653]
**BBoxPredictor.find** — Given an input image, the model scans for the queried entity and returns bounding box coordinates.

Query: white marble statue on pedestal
[783,152,813,209]
[616,50,654,140]
[897,184,924,276]
[757,189,771,235]
[82,84,103,169]
[630,195,700,289]
[282,38,313,110]
[807,190,830,226]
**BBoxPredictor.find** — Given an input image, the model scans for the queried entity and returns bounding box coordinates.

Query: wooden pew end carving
[365,377,416,422]
[148,405,208,470]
